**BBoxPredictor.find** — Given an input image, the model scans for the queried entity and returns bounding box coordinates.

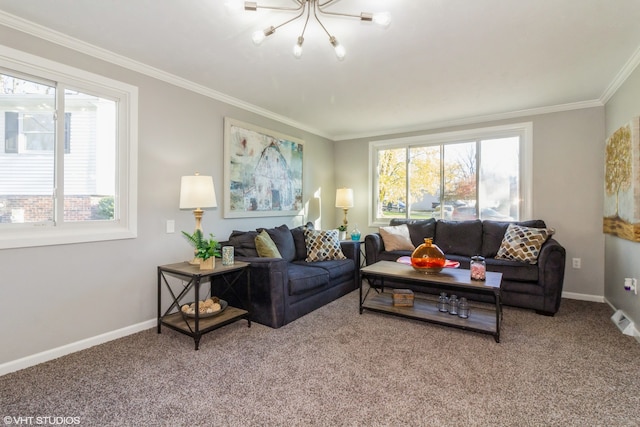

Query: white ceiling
[1,0,640,140]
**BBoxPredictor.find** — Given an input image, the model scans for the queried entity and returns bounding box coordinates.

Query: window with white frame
[369,123,532,226]
[0,46,138,249]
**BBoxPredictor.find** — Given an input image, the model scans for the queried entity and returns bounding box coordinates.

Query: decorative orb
[410,238,446,274]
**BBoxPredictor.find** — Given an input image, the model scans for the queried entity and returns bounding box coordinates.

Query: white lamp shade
[335,188,354,208]
[179,175,217,209]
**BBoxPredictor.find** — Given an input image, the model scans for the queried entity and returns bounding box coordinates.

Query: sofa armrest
[234,256,289,328]
[364,233,385,265]
[536,238,566,315]
[340,240,360,265]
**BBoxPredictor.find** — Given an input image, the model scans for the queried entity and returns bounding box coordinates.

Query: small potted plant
[337,224,347,240]
[182,229,221,270]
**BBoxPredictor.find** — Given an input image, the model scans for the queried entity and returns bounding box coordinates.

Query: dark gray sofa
[364,218,566,315]
[223,224,360,328]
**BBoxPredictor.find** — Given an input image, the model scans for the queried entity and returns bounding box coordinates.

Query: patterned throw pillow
[496,224,554,264]
[304,229,347,262]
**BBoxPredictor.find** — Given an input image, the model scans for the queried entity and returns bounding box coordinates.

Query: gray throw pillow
[257,224,296,262]
[434,220,482,257]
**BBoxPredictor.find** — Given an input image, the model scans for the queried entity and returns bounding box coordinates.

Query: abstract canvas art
[603,116,640,241]
[224,118,304,218]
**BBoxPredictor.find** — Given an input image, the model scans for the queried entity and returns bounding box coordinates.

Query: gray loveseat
[364,218,566,315]
[223,223,360,328]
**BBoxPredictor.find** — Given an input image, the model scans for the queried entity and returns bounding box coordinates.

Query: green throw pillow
[255,229,282,258]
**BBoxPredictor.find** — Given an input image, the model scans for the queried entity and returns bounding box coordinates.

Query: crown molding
[0,10,332,140]
[332,99,604,141]
[600,44,640,104]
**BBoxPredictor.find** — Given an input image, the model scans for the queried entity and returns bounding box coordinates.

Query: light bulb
[252,26,274,45]
[372,12,391,27]
[330,36,346,60]
[293,36,304,58]
[252,30,266,45]
[333,43,346,60]
[224,0,244,14]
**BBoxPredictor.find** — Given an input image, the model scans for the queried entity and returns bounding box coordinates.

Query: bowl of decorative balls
[181,297,227,318]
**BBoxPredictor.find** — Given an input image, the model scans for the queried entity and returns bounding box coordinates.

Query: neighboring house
[0,94,113,223]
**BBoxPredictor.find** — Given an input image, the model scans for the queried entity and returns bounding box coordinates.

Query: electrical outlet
[166,219,175,233]
[572,258,581,269]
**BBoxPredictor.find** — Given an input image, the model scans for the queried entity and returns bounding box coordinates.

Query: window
[0,46,138,249]
[369,123,532,226]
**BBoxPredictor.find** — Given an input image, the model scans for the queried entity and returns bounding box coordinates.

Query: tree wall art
[604,116,640,241]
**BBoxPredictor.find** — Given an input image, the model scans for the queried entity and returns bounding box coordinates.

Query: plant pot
[199,257,215,270]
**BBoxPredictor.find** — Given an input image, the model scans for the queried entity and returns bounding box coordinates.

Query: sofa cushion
[482,220,547,258]
[434,220,482,257]
[227,230,259,257]
[379,224,415,251]
[287,264,330,296]
[390,218,436,247]
[485,258,539,282]
[291,222,314,261]
[496,223,554,264]
[255,229,282,258]
[293,258,353,281]
[258,224,296,262]
[304,229,347,262]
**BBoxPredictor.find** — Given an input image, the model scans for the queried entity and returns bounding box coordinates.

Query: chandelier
[243,0,391,60]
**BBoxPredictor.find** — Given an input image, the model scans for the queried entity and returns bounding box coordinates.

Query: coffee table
[359,261,503,342]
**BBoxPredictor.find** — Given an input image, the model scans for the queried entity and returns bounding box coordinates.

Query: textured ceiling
[1,0,640,140]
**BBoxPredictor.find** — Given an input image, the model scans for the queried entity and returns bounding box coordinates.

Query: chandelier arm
[299,2,311,38]
[272,5,308,32]
[317,0,362,19]
[252,0,304,12]
[312,0,333,38]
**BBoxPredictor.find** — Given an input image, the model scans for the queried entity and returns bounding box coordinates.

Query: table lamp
[180,173,217,232]
[335,188,354,229]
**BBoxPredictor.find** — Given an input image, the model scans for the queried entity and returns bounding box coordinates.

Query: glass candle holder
[448,294,458,315]
[458,297,470,318]
[437,292,449,312]
[222,246,234,266]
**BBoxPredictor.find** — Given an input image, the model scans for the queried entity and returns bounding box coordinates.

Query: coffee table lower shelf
[362,292,499,341]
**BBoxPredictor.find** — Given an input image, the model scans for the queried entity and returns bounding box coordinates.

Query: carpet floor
[2,290,640,426]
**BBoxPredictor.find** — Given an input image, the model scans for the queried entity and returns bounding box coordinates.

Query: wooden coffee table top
[361,260,502,292]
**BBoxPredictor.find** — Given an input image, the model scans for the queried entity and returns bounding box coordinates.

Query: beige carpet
[2,290,640,426]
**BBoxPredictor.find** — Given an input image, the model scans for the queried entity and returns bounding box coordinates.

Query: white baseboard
[0,319,156,377]
[562,291,605,303]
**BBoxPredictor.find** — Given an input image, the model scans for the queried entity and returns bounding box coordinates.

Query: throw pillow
[379,224,415,251]
[496,223,554,264]
[304,229,347,262]
[481,220,547,258]
[257,224,296,262]
[291,222,314,261]
[227,230,259,257]
[255,229,282,258]
[390,218,436,247]
[433,220,482,257]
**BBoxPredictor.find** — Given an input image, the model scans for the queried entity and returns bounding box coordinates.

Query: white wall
[0,26,336,367]
[335,107,606,299]
[604,64,640,327]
